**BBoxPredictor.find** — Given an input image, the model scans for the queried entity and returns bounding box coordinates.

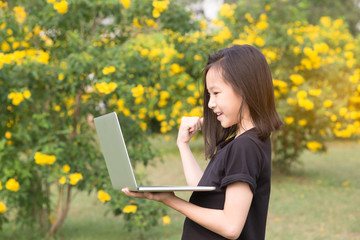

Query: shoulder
[224,129,271,170]
[228,129,264,154]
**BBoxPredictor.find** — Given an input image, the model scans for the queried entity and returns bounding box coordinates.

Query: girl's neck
[235,119,255,138]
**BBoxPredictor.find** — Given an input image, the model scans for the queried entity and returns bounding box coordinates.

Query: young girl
[123,44,283,240]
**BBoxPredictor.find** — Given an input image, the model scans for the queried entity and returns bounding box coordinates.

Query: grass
[1,137,360,240]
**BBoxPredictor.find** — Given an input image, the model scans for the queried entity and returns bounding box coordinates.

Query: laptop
[94,112,215,192]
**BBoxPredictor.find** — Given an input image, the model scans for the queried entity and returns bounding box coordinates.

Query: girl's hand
[177,117,203,145]
[122,188,175,203]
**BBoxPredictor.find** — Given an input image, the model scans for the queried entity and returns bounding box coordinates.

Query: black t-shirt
[182,128,271,240]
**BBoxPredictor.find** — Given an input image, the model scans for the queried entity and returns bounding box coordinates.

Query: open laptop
[94,112,215,192]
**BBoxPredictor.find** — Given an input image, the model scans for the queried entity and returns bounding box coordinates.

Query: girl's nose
[208,97,216,109]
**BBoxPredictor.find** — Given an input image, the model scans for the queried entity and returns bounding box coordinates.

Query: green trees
[1,0,359,236]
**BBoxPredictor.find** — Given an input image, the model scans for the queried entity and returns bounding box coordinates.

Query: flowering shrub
[218,1,360,171]
[1,0,359,236]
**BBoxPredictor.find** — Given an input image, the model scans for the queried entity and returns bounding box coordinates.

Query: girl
[123,44,282,240]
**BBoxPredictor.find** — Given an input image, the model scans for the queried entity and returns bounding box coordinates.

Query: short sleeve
[220,137,262,193]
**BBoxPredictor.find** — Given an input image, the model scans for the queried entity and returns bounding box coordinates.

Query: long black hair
[202,45,283,159]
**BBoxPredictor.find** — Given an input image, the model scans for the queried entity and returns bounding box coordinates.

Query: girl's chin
[219,121,231,128]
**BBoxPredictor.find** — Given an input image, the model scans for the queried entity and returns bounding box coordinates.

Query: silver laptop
[94,112,215,192]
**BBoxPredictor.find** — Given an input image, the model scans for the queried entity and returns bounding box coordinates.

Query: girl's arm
[176,117,204,186]
[122,181,253,240]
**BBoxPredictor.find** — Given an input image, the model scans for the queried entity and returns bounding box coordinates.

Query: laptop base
[136,186,216,192]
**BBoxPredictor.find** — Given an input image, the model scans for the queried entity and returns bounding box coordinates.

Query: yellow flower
[187,97,197,106]
[6,178,20,192]
[320,16,331,28]
[0,1,8,8]
[131,84,145,98]
[298,119,307,126]
[333,19,343,28]
[13,6,27,24]
[117,99,125,111]
[59,176,66,185]
[345,42,355,51]
[152,0,170,13]
[194,55,203,61]
[0,201,6,213]
[307,141,322,152]
[58,73,65,81]
[256,21,268,30]
[54,105,61,111]
[187,83,196,91]
[102,67,110,75]
[245,13,254,23]
[97,190,111,203]
[1,41,10,52]
[211,26,232,43]
[284,117,294,125]
[219,4,236,19]
[200,20,207,30]
[53,0,68,14]
[290,74,304,85]
[323,99,333,108]
[158,99,167,107]
[23,90,31,99]
[263,50,277,63]
[255,36,265,47]
[155,111,166,121]
[95,82,118,94]
[123,204,137,213]
[102,66,116,75]
[296,90,307,99]
[152,9,160,18]
[308,89,322,96]
[298,98,314,111]
[159,90,169,100]
[0,181,2,190]
[169,63,185,76]
[34,152,56,165]
[139,122,147,131]
[62,164,70,173]
[260,13,267,21]
[140,48,149,56]
[6,28,13,35]
[287,98,297,105]
[330,114,337,122]
[162,215,171,225]
[145,19,157,27]
[8,92,24,106]
[120,0,131,8]
[36,51,50,64]
[5,131,12,139]
[69,173,83,185]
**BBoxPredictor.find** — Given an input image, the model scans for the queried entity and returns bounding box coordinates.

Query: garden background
[1,0,360,239]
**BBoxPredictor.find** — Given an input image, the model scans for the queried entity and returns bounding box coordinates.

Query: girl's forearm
[162,194,242,240]
[177,142,203,186]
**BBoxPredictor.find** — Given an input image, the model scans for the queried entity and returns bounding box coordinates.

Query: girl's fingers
[177,116,203,144]
[122,188,146,198]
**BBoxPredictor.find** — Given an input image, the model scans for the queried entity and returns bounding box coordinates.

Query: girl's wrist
[177,140,190,150]
[161,193,179,207]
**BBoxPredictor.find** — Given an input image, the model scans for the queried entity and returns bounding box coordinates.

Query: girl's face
[206,67,245,130]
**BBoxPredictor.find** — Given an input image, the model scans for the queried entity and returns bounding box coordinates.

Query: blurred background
[1,0,359,239]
